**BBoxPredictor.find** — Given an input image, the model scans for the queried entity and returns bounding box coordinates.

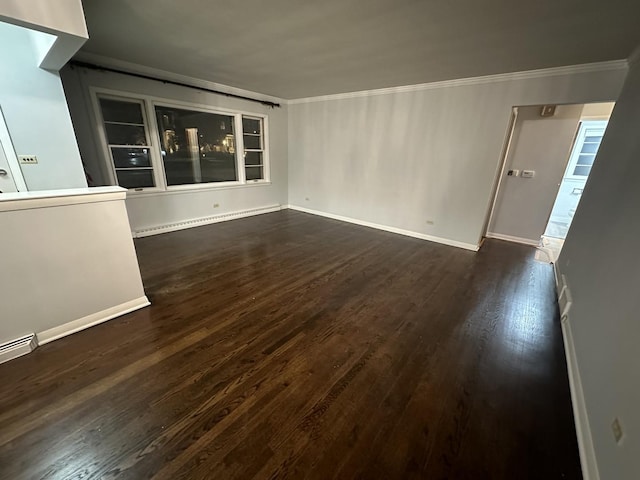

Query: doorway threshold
[535,236,564,264]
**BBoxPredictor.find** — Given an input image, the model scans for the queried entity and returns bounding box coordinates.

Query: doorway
[0,140,18,193]
[485,102,614,262]
[540,119,608,260]
[0,106,24,193]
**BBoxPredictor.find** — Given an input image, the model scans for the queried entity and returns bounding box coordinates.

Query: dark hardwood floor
[0,210,581,479]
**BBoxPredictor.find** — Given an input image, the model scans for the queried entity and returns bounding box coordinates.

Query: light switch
[521,170,535,178]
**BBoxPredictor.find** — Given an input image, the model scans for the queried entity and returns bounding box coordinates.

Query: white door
[0,138,18,193]
[544,120,608,239]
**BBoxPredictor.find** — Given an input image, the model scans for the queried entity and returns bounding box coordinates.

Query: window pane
[245,151,262,166]
[111,148,151,168]
[156,106,237,186]
[584,136,602,143]
[116,169,155,188]
[243,135,261,150]
[573,165,591,176]
[100,98,144,124]
[581,142,599,154]
[242,117,261,134]
[576,154,595,167]
[105,124,147,145]
[245,166,263,180]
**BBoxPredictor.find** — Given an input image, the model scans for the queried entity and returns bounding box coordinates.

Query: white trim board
[288,60,627,104]
[0,186,126,212]
[287,205,479,251]
[0,106,28,191]
[561,317,600,480]
[485,232,540,247]
[0,334,38,365]
[37,296,150,345]
[131,204,284,238]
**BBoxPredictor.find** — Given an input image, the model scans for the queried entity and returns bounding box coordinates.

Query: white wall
[0,0,87,37]
[288,65,627,248]
[0,0,88,70]
[0,22,86,190]
[488,104,583,243]
[556,55,640,480]
[61,65,288,233]
[0,187,148,349]
[581,102,615,119]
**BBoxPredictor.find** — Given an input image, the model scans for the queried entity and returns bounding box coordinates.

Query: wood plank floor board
[0,210,582,479]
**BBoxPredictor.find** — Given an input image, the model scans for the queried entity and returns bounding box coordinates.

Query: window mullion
[235,113,247,184]
[145,100,168,190]
[262,116,270,182]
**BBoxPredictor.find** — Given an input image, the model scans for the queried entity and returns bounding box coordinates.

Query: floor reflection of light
[498,271,552,368]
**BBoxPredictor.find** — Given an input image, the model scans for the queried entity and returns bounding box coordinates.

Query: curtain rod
[69,60,281,109]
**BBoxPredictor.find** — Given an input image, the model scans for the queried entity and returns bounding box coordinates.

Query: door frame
[542,119,608,239]
[480,106,519,243]
[0,106,27,191]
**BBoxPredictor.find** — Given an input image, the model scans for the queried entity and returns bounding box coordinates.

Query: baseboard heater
[0,334,38,364]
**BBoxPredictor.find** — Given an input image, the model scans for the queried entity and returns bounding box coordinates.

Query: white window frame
[92,91,165,193]
[90,87,271,195]
[565,120,608,181]
[242,115,269,183]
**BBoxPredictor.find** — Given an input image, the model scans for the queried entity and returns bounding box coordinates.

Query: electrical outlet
[18,155,38,164]
[521,170,535,178]
[213,203,219,208]
[612,417,624,444]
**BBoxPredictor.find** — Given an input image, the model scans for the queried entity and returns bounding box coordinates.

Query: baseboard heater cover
[0,334,38,364]
[132,205,283,238]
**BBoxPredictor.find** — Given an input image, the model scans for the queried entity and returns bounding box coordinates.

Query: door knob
[0,169,7,176]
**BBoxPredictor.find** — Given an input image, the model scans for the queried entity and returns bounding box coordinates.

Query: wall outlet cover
[18,155,38,164]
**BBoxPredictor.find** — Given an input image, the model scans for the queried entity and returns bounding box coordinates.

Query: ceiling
[78,0,640,99]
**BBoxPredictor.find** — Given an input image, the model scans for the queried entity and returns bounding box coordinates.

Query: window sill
[125,181,272,198]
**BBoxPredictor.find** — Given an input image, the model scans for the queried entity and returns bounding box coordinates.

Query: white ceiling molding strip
[287,60,628,105]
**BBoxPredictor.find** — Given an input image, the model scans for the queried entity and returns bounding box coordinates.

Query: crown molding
[72,52,286,106]
[287,60,628,105]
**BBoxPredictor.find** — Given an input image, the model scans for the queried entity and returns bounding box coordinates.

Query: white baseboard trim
[561,317,600,480]
[286,205,479,251]
[132,204,283,238]
[485,232,540,247]
[0,334,38,365]
[37,296,150,346]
